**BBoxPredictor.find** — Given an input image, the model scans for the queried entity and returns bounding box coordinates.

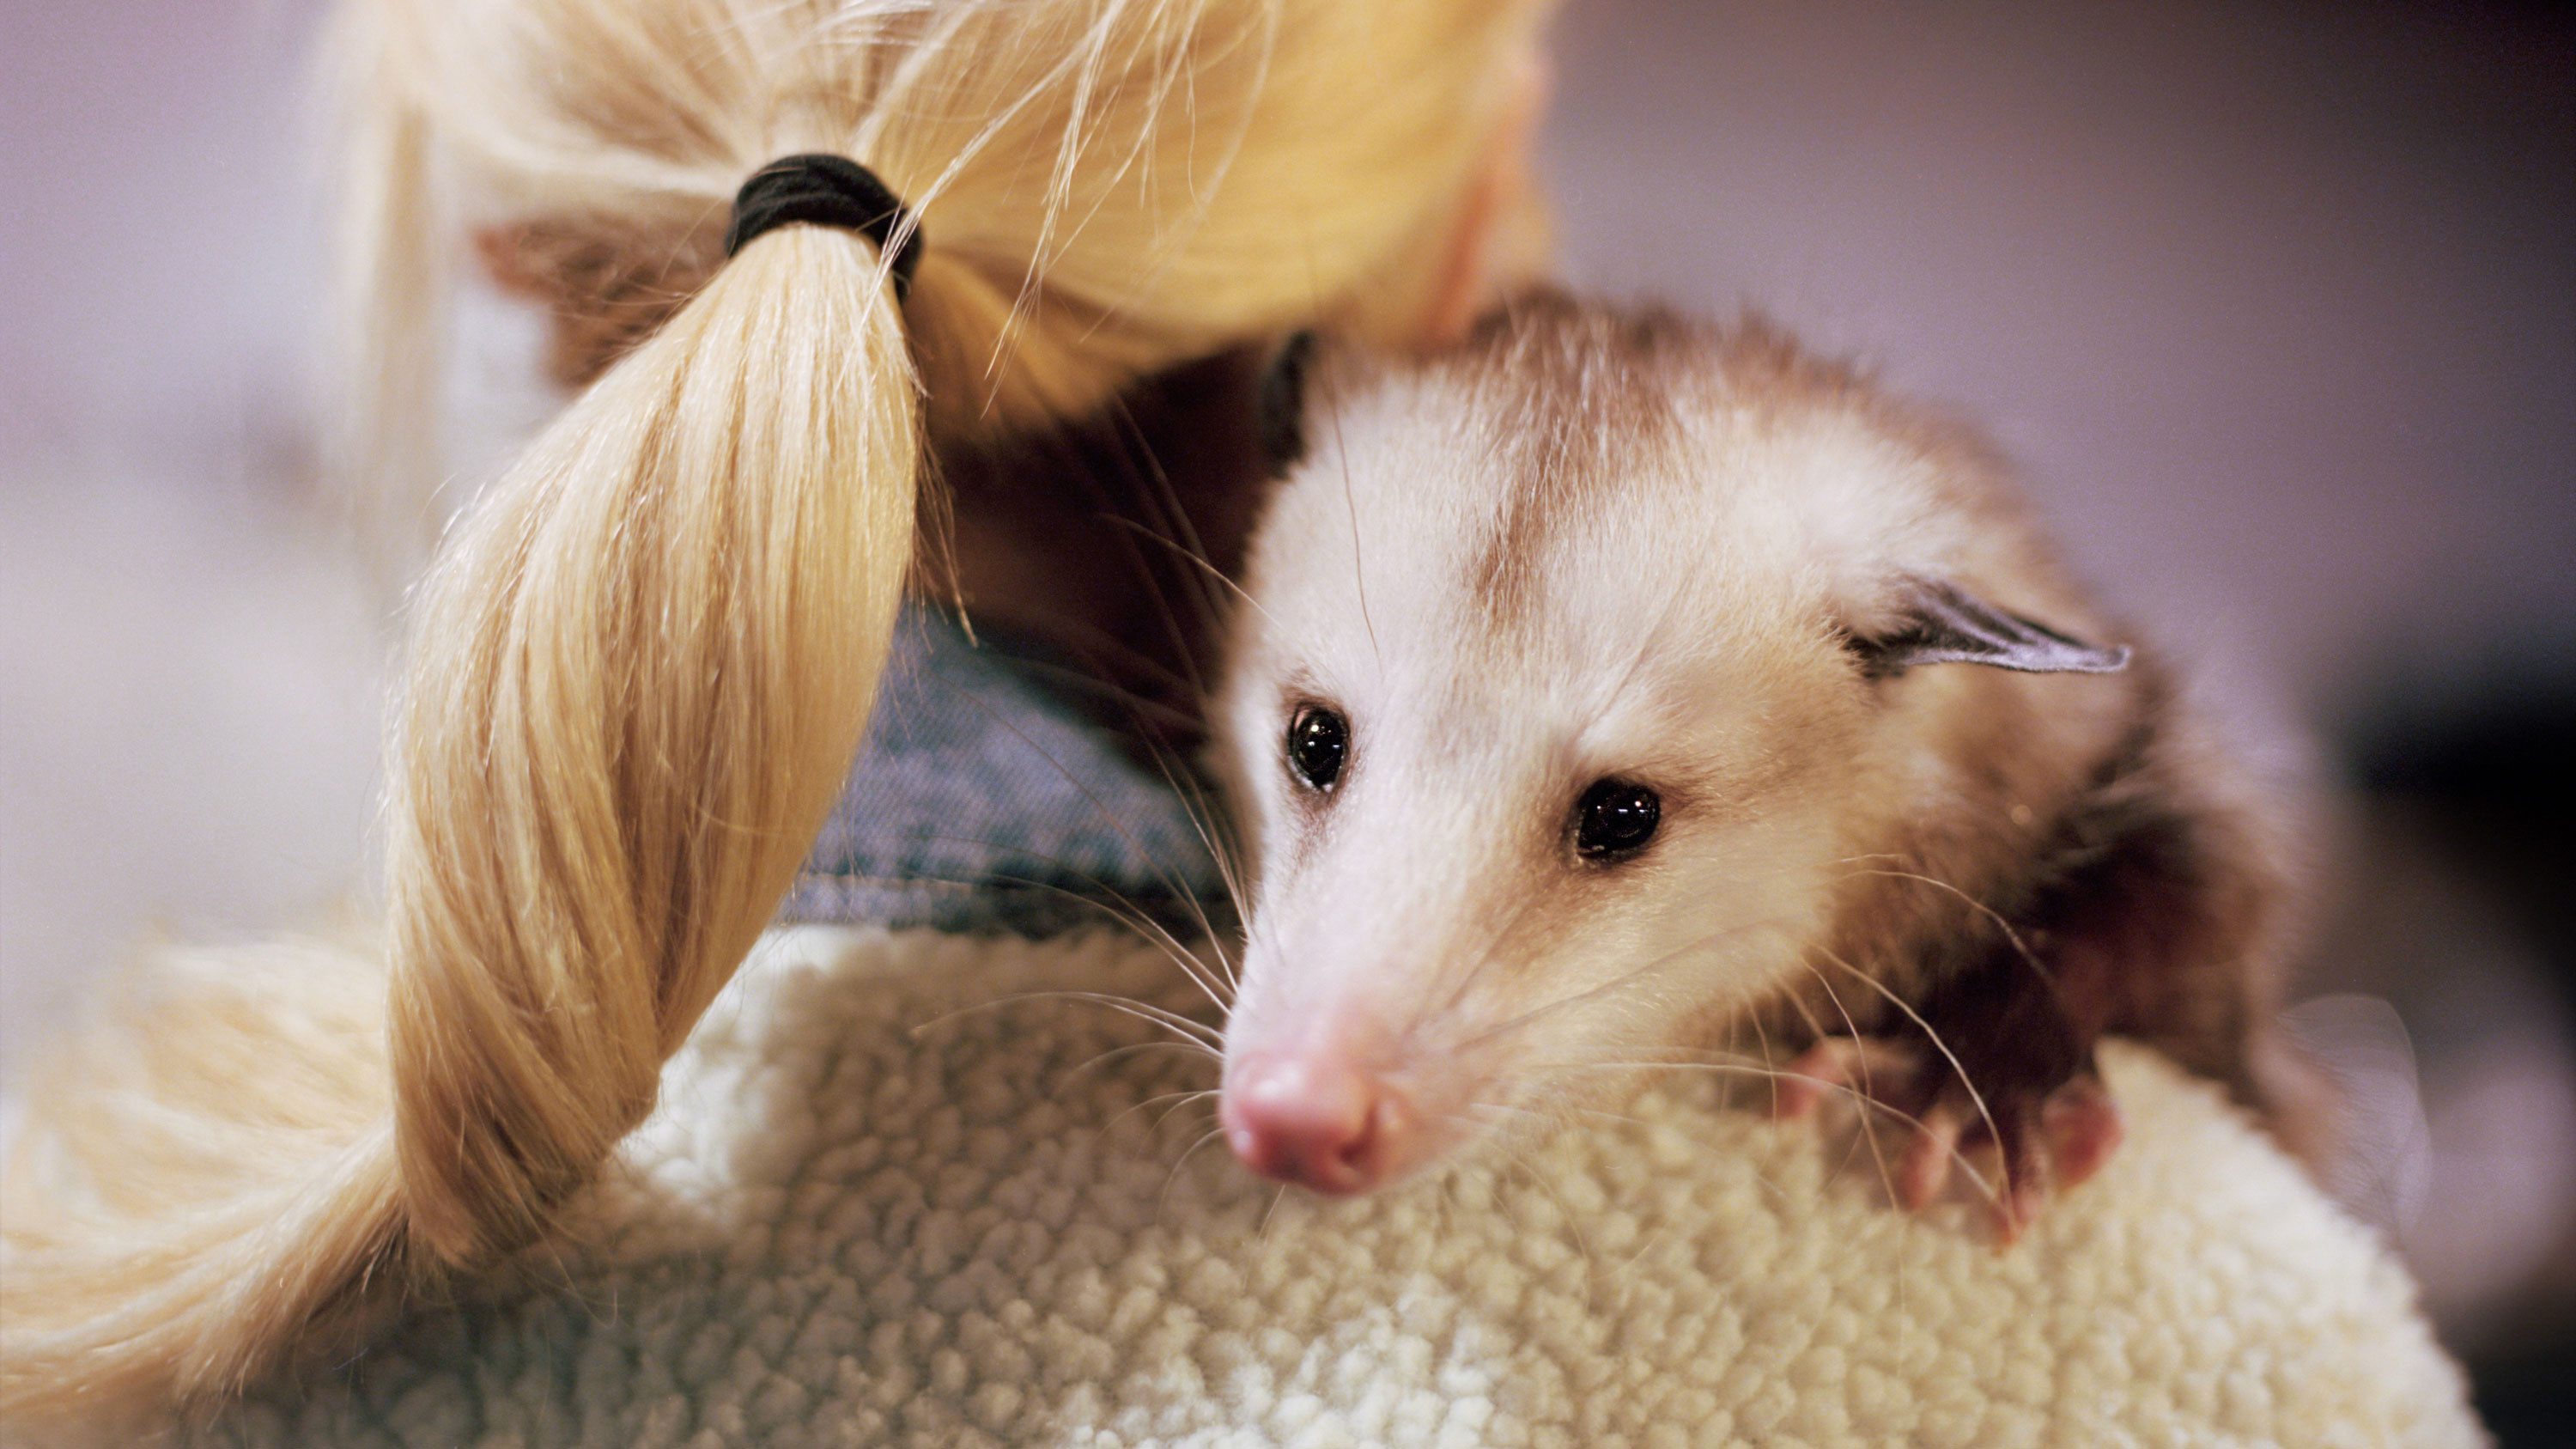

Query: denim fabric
[780,605,1234,940]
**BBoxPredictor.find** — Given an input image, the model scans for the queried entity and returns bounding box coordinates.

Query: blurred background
[3,0,2568,1437]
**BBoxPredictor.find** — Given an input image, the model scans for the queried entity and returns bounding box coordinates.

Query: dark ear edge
[1255,330,1319,475]
[1855,576,2131,679]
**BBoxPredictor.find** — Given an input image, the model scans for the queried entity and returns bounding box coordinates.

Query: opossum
[1209,293,2317,1230]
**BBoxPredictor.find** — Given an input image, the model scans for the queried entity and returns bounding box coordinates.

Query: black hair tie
[725,154,923,301]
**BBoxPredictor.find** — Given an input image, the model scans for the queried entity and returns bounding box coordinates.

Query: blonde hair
[1,0,1549,1428]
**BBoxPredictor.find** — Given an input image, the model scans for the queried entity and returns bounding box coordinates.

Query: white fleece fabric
[185,926,2481,1449]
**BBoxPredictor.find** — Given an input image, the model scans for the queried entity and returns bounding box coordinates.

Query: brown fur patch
[1454,297,1700,630]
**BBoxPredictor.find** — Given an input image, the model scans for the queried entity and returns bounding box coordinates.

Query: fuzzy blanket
[176,925,2481,1448]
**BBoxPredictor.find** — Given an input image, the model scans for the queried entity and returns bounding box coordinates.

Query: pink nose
[1222,1055,1413,1195]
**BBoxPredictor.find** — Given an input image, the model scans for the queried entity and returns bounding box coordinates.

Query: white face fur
[1209,302,2133,1196]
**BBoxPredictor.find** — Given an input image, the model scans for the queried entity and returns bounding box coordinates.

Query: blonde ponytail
[3,0,1552,1427]
[383,221,918,1267]
[1,220,920,1425]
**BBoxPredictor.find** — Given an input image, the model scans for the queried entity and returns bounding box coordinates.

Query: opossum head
[1211,293,2246,1196]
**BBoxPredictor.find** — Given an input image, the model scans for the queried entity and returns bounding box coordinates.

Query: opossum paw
[1776,1037,2121,1239]
[1771,1036,1911,1122]
[1987,1072,2123,1240]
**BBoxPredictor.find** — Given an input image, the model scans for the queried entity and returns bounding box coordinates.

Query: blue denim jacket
[781,605,1234,941]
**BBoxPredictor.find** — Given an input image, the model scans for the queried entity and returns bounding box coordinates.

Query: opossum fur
[1211,292,2320,1220]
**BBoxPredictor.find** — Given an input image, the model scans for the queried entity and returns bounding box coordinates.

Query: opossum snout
[1222,1052,1421,1195]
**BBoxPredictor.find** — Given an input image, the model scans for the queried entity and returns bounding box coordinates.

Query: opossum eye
[1574,779,1661,859]
[1285,704,1349,791]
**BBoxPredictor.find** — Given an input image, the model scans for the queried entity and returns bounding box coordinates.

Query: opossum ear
[1856,577,2130,679]
[1255,331,1319,474]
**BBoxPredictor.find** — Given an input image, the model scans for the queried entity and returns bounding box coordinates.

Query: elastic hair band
[725,154,923,301]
